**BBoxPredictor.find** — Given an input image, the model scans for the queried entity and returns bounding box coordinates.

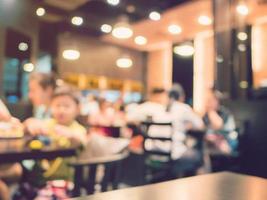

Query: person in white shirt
[127,88,170,123]
[128,88,203,177]
[168,84,204,132]
[166,84,205,176]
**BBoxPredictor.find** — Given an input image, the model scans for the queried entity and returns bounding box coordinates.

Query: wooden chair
[140,121,174,183]
[141,122,206,183]
[69,150,129,197]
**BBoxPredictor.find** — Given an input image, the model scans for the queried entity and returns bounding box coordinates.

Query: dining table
[0,136,79,163]
[71,172,267,200]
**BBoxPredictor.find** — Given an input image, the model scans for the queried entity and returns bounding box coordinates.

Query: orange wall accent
[193,31,214,114]
[147,42,173,93]
[252,22,267,88]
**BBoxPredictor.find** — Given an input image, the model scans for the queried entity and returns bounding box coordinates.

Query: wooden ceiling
[34,0,267,51]
[44,0,90,11]
[102,0,213,51]
[101,0,267,51]
[34,0,190,31]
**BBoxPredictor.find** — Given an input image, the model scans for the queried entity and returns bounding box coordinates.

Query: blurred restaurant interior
[1,0,267,199]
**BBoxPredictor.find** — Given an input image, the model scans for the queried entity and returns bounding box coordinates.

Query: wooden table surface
[72,172,267,200]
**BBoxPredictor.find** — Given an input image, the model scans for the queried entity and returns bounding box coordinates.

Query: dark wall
[172,50,194,103]
[0,0,39,96]
[224,100,267,178]
[213,0,267,178]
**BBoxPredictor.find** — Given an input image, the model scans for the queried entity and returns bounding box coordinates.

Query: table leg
[72,166,83,197]
[86,165,97,195]
[101,163,112,192]
[112,161,122,190]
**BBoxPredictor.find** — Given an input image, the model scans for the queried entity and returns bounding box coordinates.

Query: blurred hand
[24,118,48,136]
[10,117,22,127]
[0,112,11,122]
[54,125,72,138]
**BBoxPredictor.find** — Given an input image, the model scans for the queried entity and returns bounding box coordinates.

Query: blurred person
[203,89,237,154]
[168,84,204,132]
[127,88,170,123]
[25,87,87,147]
[80,94,99,116]
[129,88,203,177]
[22,72,57,183]
[22,87,86,199]
[171,83,186,103]
[28,72,56,119]
[127,88,173,153]
[89,98,115,127]
[113,98,126,126]
[88,98,125,137]
[0,99,23,200]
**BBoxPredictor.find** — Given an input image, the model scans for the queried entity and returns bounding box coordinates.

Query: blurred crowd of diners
[0,72,239,199]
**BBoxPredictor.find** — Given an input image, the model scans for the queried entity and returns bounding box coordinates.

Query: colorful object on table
[29,139,44,150]
[36,135,51,146]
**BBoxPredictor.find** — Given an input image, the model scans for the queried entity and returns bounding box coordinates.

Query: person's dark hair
[150,88,166,95]
[211,89,224,102]
[169,90,180,101]
[51,87,79,105]
[169,83,185,101]
[29,72,56,90]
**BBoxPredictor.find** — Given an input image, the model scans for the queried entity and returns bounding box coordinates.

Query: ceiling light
[149,11,161,21]
[23,63,35,72]
[174,44,195,57]
[216,55,224,63]
[236,4,249,16]
[101,24,112,33]
[62,49,80,60]
[112,17,133,39]
[168,25,182,35]
[116,57,133,68]
[238,44,246,52]
[134,36,147,45]
[198,15,212,25]
[18,42,28,51]
[239,81,248,89]
[71,16,83,26]
[237,32,248,41]
[107,0,120,6]
[36,7,46,17]
[126,5,136,13]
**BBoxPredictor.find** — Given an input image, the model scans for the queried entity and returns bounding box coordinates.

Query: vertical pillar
[193,31,214,114]
[147,42,173,94]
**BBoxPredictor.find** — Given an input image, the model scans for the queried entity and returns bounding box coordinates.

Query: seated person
[127,88,169,123]
[23,87,86,195]
[128,88,203,177]
[88,98,125,137]
[203,89,237,155]
[168,84,204,132]
[0,99,23,200]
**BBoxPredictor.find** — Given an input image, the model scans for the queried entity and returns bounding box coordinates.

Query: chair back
[140,121,174,161]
